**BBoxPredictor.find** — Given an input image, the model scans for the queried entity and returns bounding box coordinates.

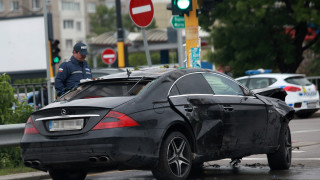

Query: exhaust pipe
[89,157,99,162]
[99,156,109,162]
[24,161,32,167]
[31,160,41,167]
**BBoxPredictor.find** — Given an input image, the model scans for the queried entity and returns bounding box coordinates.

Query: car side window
[174,73,213,95]
[270,78,277,85]
[248,78,270,89]
[203,73,244,96]
[237,79,247,87]
[169,84,180,96]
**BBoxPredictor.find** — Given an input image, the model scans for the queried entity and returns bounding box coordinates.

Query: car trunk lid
[31,97,134,136]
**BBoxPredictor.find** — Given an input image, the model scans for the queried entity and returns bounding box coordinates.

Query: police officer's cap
[73,42,89,55]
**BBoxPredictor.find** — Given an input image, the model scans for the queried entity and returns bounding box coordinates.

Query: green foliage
[199,0,320,77]
[0,147,22,168]
[0,74,33,125]
[128,52,161,67]
[90,5,158,35]
[0,74,34,169]
[0,74,16,125]
[89,5,116,34]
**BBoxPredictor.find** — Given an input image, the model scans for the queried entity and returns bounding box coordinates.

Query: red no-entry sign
[129,0,154,28]
[101,48,116,65]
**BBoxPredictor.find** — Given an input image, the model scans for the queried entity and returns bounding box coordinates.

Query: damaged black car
[20,68,294,180]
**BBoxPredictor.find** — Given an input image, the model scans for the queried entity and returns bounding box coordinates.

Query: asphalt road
[2,113,320,180]
[83,114,320,180]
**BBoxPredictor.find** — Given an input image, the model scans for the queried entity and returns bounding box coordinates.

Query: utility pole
[116,0,125,68]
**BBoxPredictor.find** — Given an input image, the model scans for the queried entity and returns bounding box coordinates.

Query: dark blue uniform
[55,56,92,96]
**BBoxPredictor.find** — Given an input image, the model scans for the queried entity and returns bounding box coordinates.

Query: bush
[0,73,34,168]
[0,74,33,125]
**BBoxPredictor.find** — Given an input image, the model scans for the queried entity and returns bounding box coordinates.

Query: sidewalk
[0,171,50,180]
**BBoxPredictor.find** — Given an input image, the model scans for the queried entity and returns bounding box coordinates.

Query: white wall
[0,16,46,73]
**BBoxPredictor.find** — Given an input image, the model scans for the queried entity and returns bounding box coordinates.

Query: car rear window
[285,76,312,86]
[58,80,152,101]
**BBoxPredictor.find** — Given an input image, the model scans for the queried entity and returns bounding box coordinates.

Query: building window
[63,20,74,29]
[32,0,41,10]
[76,22,81,31]
[10,1,19,11]
[88,3,96,13]
[61,1,80,11]
[66,39,73,49]
[106,2,115,9]
[0,1,4,12]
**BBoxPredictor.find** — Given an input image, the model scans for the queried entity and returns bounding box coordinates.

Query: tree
[90,5,158,35]
[199,0,320,77]
[89,5,117,34]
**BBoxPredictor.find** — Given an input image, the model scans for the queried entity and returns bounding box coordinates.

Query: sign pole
[141,28,152,67]
[177,28,184,67]
[129,0,154,67]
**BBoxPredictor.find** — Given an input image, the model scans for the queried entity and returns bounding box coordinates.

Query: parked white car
[236,73,320,118]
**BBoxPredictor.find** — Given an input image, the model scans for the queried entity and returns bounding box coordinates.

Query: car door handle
[184,105,193,112]
[223,106,234,111]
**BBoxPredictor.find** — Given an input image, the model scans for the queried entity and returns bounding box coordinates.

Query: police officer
[55,42,92,97]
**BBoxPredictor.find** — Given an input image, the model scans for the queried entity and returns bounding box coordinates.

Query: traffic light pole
[116,0,125,68]
[184,0,199,68]
[43,0,53,103]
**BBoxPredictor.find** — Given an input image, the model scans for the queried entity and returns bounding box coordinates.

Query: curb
[0,171,50,180]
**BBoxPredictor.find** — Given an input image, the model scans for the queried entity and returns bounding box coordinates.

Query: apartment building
[0,0,172,64]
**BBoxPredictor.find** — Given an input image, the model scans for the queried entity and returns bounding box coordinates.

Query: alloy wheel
[167,136,191,177]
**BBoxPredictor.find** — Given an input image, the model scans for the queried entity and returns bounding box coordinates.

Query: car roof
[236,73,306,80]
[88,68,217,82]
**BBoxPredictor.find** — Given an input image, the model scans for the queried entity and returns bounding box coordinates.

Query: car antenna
[127,69,131,78]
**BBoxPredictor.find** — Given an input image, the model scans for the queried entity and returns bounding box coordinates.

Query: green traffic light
[53,56,60,63]
[177,0,191,10]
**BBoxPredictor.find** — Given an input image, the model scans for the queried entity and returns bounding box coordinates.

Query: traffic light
[171,0,192,16]
[51,40,61,64]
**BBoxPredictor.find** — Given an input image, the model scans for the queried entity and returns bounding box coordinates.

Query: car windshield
[57,79,153,101]
[285,76,312,86]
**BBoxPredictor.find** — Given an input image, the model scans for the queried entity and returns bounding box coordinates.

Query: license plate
[49,119,84,131]
[307,101,318,108]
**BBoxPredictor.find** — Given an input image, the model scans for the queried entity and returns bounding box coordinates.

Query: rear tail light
[92,111,139,130]
[24,116,39,134]
[294,103,302,108]
[283,86,301,92]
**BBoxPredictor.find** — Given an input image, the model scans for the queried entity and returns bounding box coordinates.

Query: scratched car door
[202,73,268,152]
[168,73,224,153]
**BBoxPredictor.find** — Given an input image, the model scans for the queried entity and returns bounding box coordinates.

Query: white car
[236,73,320,118]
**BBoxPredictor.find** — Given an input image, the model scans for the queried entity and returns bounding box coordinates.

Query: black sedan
[20,68,294,180]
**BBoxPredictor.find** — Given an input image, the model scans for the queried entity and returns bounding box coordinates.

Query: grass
[0,165,39,176]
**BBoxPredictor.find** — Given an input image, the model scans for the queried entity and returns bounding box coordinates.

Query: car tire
[267,125,292,170]
[49,169,87,180]
[152,131,192,180]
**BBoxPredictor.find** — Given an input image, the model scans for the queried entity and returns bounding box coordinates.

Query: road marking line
[88,170,136,177]
[292,129,320,134]
[292,150,306,153]
[221,158,320,161]
[132,5,151,15]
